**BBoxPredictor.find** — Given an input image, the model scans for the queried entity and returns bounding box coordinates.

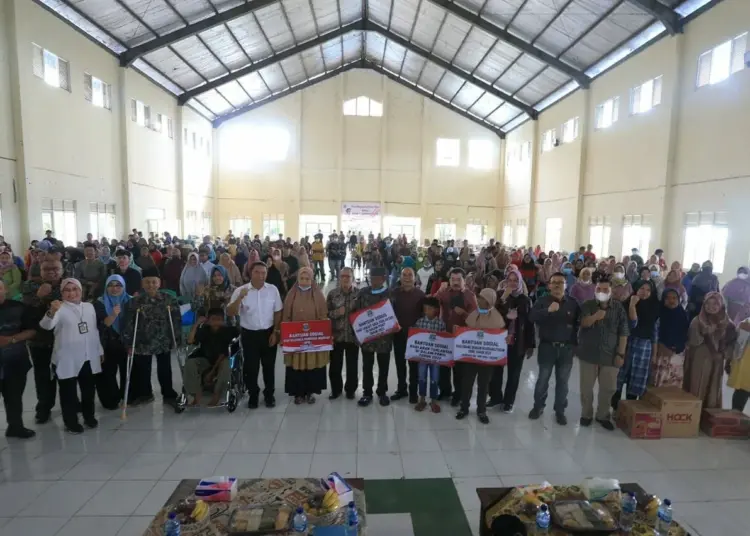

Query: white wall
[0,0,20,245]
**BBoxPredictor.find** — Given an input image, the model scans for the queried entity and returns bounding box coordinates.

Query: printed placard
[453,326,508,366]
[349,300,401,345]
[280,320,333,353]
[405,328,455,366]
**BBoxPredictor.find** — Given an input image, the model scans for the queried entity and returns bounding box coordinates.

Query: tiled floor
[0,336,748,534]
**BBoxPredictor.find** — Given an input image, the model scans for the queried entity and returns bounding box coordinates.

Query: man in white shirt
[228,261,283,409]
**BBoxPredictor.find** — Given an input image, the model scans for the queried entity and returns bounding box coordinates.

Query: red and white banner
[349,300,401,345]
[405,328,455,366]
[280,320,333,353]
[453,327,508,366]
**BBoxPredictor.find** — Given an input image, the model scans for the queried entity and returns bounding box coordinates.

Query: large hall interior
[1,0,750,535]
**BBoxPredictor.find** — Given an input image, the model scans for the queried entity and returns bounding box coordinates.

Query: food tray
[549,500,618,533]
[227,503,294,535]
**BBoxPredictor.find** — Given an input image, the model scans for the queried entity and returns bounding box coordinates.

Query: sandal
[430,401,441,413]
[294,396,304,405]
[307,395,316,404]
[414,400,427,412]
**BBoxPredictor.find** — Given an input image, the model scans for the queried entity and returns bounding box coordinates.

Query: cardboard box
[700,408,750,438]
[617,400,662,439]
[642,387,702,438]
[195,476,237,502]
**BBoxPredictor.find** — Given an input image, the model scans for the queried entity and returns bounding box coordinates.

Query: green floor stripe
[365,479,472,536]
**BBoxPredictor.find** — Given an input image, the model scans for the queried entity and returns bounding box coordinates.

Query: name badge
[78,322,89,334]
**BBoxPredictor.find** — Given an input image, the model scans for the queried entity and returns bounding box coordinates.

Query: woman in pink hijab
[242,249,262,282]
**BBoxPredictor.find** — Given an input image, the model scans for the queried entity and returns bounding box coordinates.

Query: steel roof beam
[119,0,280,66]
[427,0,590,88]
[627,0,683,35]
[178,20,366,105]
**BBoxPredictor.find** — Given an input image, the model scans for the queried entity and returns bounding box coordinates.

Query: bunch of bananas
[322,489,338,511]
[303,489,339,517]
[191,500,209,522]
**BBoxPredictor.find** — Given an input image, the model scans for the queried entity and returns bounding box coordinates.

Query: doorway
[299,214,338,239]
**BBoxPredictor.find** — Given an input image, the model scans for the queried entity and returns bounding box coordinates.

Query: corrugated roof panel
[225,14,274,61]
[131,58,184,93]
[410,2,445,50]
[450,81,484,110]
[321,34,344,66]
[142,47,205,89]
[119,0,182,35]
[365,31,387,62]
[401,50,427,81]
[340,0,363,23]
[473,42,519,85]
[256,3,296,52]
[487,103,521,126]
[284,0,318,42]
[197,25,249,72]
[39,0,126,52]
[70,0,151,47]
[534,0,619,60]
[170,36,227,81]
[187,98,216,120]
[168,0,223,24]
[389,0,419,37]
[216,80,254,108]
[237,71,272,100]
[280,54,308,85]
[197,89,234,115]
[259,63,290,92]
[367,0,391,26]
[301,43,327,73]
[470,92,504,117]
[507,0,560,41]
[342,31,363,62]
[453,26,496,73]
[311,0,341,32]
[431,13,471,62]
[433,70,463,101]
[494,52,545,94]
[477,0,527,28]
[417,61,444,91]
[383,41,407,72]
[608,0,654,32]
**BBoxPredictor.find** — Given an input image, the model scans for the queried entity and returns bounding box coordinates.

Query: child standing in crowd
[413,297,446,413]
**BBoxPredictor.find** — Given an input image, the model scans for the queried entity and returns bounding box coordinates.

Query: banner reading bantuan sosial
[405,327,508,366]
[349,300,401,345]
[280,320,333,353]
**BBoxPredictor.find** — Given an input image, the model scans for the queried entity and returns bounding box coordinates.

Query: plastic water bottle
[346,501,359,536]
[535,503,550,534]
[619,491,637,532]
[655,499,673,535]
[164,512,181,536]
[292,506,308,534]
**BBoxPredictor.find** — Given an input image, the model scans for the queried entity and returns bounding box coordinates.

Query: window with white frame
[342,96,383,117]
[184,211,198,237]
[145,208,166,236]
[515,219,528,247]
[630,76,663,115]
[229,218,252,238]
[42,199,77,246]
[167,117,174,139]
[88,203,116,240]
[151,112,163,133]
[502,220,513,246]
[183,128,189,145]
[588,216,611,258]
[436,138,460,167]
[200,212,212,237]
[466,220,488,245]
[621,214,652,258]
[84,73,112,110]
[131,99,150,127]
[541,129,556,152]
[32,44,71,91]
[434,220,456,242]
[696,32,747,87]
[683,212,729,273]
[594,96,620,130]
[468,139,493,169]
[263,214,285,238]
[544,218,563,253]
[561,117,579,143]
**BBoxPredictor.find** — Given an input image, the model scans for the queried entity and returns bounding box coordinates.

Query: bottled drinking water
[619,491,637,532]
[292,506,308,534]
[163,512,181,536]
[535,503,551,534]
[346,501,359,536]
[655,499,673,536]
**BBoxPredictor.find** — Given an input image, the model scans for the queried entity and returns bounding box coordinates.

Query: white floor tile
[227,431,277,453]
[0,516,69,535]
[309,453,356,479]
[113,453,178,480]
[138,430,196,453]
[57,516,129,536]
[271,430,317,453]
[163,452,220,479]
[182,430,237,453]
[397,429,442,452]
[443,450,496,478]
[436,429,482,451]
[0,481,49,517]
[357,452,403,479]
[262,453,313,478]
[64,453,129,481]
[401,451,451,478]
[315,431,358,453]
[367,513,414,536]
[78,481,157,516]
[357,429,400,453]
[214,453,268,478]
[19,480,104,517]
[134,481,180,516]
[115,516,154,536]
[453,477,503,511]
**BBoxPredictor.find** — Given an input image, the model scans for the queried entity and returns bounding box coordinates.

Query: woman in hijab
[727,317,750,412]
[99,244,116,272]
[573,258,584,277]
[283,267,329,404]
[670,260,683,277]
[161,247,185,294]
[687,261,720,321]
[192,265,236,316]
[94,275,131,409]
[234,243,249,275]
[648,263,664,299]
[612,281,660,410]
[651,288,690,388]
[569,267,596,305]
[663,269,688,308]
[0,251,22,298]
[682,263,701,295]
[611,263,633,305]
[180,252,209,301]
[149,243,163,266]
[536,258,555,298]
[428,258,449,295]
[135,246,157,272]
[264,252,289,299]
[722,266,750,324]
[518,254,538,296]
[242,249,261,282]
[684,291,737,408]
[561,261,576,292]
[625,260,639,284]
[219,252,243,287]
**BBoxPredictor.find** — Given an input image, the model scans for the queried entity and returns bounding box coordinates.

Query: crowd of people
[0,228,749,440]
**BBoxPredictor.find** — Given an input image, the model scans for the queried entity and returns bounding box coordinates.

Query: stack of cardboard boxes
[618,387,750,439]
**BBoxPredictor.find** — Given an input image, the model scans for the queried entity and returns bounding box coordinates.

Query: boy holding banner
[412,297,446,412]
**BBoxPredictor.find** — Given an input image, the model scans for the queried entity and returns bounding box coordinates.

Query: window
[434,221,456,242]
[185,211,199,237]
[515,219,528,247]
[544,218,563,253]
[192,132,197,150]
[621,214,652,258]
[83,73,112,110]
[201,212,212,237]
[167,117,174,139]
[561,117,579,143]
[32,44,71,91]
[221,126,290,166]
[502,220,513,245]
[541,129,556,152]
[466,220,488,245]
[229,218,252,237]
[697,32,747,87]
[342,96,383,117]
[88,203,116,240]
[588,216,611,258]
[183,128,189,145]
[683,212,729,273]
[595,96,620,130]
[42,199,77,246]
[630,76,662,115]
[131,99,149,127]
[151,112,163,133]
[436,138,460,167]
[263,214,284,237]
[468,139,493,169]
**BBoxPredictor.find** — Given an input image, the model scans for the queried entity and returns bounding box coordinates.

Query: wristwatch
[10,336,16,344]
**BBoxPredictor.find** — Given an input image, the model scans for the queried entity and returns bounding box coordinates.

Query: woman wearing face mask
[612,281,660,410]
[417,258,434,290]
[457,288,505,424]
[648,263,664,299]
[684,292,737,408]
[282,267,329,404]
[519,254,539,297]
[650,288,690,388]
[610,263,633,304]
[561,261,576,292]
[663,269,688,308]
[687,261,719,321]
[180,252,209,302]
[488,271,535,412]
[94,275,131,409]
[569,267,596,305]
[625,260,639,284]
[722,266,750,323]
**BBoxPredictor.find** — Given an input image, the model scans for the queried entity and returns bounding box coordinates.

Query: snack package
[581,477,621,503]
[195,476,238,502]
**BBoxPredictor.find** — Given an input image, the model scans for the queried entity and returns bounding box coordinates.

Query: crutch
[167,305,187,412]
[121,308,141,421]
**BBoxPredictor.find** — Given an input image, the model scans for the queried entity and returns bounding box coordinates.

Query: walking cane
[121,308,141,421]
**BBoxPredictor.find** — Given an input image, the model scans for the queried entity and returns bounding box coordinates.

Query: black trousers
[460,363,493,414]
[329,341,359,396]
[439,362,462,400]
[488,344,524,406]
[362,351,390,397]
[393,329,418,396]
[132,352,178,401]
[732,389,749,412]
[241,328,277,401]
[30,346,56,416]
[97,340,128,410]
[1,362,29,430]
[58,361,96,428]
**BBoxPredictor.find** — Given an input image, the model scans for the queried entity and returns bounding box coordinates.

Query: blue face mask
[371,286,387,294]
[298,285,311,291]
[478,308,489,315]
[651,271,660,278]
[562,268,573,274]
